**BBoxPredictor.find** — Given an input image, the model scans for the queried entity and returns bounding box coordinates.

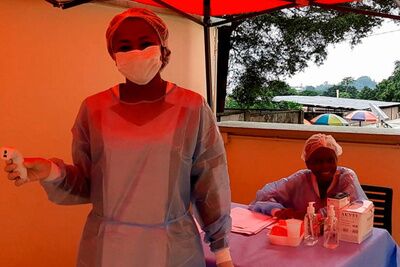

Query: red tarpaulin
[131,0,355,16]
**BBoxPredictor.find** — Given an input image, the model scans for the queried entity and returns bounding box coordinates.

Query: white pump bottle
[323,205,339,249]
[304,202,318,246]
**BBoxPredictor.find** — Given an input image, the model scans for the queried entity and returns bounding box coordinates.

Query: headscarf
[301,133,342,161]
[106,8,171,69]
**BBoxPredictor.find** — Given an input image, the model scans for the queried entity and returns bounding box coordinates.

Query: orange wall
[0,0,212,266]
[1,1,398,266]
[220,122,400,243]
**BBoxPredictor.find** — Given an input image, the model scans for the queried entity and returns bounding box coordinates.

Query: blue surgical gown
[249,167,368,216]
[41,83,231,267]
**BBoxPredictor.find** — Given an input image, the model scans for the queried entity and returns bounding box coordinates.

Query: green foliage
[322,85,340,97]
[317,77,359,98]
[224,96,242,109]
[274,101,303,110]
[227,2,399,108]
[299,89,319,96]
[293,61,400,102]
[227,70,301,109]
[358,86,377,100]
[229,2,396,84]
[230,63,266,108]
[373,61,400,102]
[340,77,355,88]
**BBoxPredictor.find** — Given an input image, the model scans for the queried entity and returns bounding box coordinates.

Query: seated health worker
[4,8,233,267]
[249,133,367,220]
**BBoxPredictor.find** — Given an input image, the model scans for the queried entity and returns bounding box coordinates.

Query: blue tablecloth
[203,206,398,267]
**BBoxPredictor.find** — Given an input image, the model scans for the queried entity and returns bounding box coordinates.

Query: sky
[286,19,400,88]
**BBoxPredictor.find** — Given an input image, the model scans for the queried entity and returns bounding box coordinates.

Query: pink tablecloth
[202,204,398,267]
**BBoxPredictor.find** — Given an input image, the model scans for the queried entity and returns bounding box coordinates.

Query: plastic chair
[361,184,393,234]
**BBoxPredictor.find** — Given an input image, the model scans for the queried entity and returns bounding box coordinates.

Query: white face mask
[115,45,162,85]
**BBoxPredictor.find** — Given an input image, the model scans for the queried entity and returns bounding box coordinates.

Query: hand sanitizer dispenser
[304,202,318,246]
[324,205,339,249]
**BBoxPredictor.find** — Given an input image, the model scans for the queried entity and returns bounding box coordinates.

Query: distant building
[273,95,400,120]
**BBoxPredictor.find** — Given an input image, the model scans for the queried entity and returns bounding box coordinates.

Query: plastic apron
[41,83,231,267]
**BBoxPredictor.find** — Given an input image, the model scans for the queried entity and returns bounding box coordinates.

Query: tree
[358,86,377,100]
[227,75,300,109]
[230,62,266,109]
[218,1,398,110]
[323,85,341,97]
[257,80,298,107]
[339,77,359,98]
[322,77,359,98]
[374,61,400,102]
[340,77,355,89]
[228,2,396,83]
[299,89,320,96]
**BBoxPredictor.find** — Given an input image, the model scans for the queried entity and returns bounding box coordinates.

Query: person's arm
[248,175,295,216]
[190,100,231,255]
[40,100,91,205]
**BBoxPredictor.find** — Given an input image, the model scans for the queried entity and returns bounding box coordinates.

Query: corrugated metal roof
[273,96,400,110]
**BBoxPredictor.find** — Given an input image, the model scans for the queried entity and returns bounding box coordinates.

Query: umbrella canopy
[130,0,355,16]
[311,113,349,126]
[345,110,378,122]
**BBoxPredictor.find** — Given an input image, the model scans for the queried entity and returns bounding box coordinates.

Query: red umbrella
[345,110,378,126]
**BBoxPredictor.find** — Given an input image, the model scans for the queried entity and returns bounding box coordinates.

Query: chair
[361,184,393,234]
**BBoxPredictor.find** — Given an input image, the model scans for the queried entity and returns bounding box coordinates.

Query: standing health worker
[4,8,233,267]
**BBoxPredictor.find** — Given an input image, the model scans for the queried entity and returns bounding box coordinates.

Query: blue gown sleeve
[190,100,232,252]
[40,100,91,205]
[248,173,301,215]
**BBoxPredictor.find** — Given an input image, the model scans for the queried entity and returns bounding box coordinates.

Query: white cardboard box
[339,200,374,243]
[327,193,350,218]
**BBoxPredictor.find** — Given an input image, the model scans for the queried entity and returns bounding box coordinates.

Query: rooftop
[273,96,400,110]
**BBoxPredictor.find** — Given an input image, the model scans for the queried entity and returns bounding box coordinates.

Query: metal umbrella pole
[203,0,213,109]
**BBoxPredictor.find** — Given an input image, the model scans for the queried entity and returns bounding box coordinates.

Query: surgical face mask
[115,45,162,85]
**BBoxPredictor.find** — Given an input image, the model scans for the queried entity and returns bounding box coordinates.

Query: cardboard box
[339,200,374,243]
[327,192,350,218]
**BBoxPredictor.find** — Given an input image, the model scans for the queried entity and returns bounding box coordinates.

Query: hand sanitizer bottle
[304,202,318,246]
[323,205,339,249]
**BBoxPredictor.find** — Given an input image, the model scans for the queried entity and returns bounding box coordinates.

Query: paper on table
[231,207,276,235]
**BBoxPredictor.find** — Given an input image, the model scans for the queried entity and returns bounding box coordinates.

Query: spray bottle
[304,202,318,246]
[323,205,339,249]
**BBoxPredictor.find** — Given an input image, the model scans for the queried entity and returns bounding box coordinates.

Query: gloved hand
[4,157,52,186]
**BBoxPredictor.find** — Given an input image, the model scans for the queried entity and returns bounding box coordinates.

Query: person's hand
[217,260,234,267]
[275,208,305,220]
[4,157,52,186]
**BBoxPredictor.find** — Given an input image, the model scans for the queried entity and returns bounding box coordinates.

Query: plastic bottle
[304,202,318,246]
[323,205,339,249]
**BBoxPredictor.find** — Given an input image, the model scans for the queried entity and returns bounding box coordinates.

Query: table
[203,206,399,267]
